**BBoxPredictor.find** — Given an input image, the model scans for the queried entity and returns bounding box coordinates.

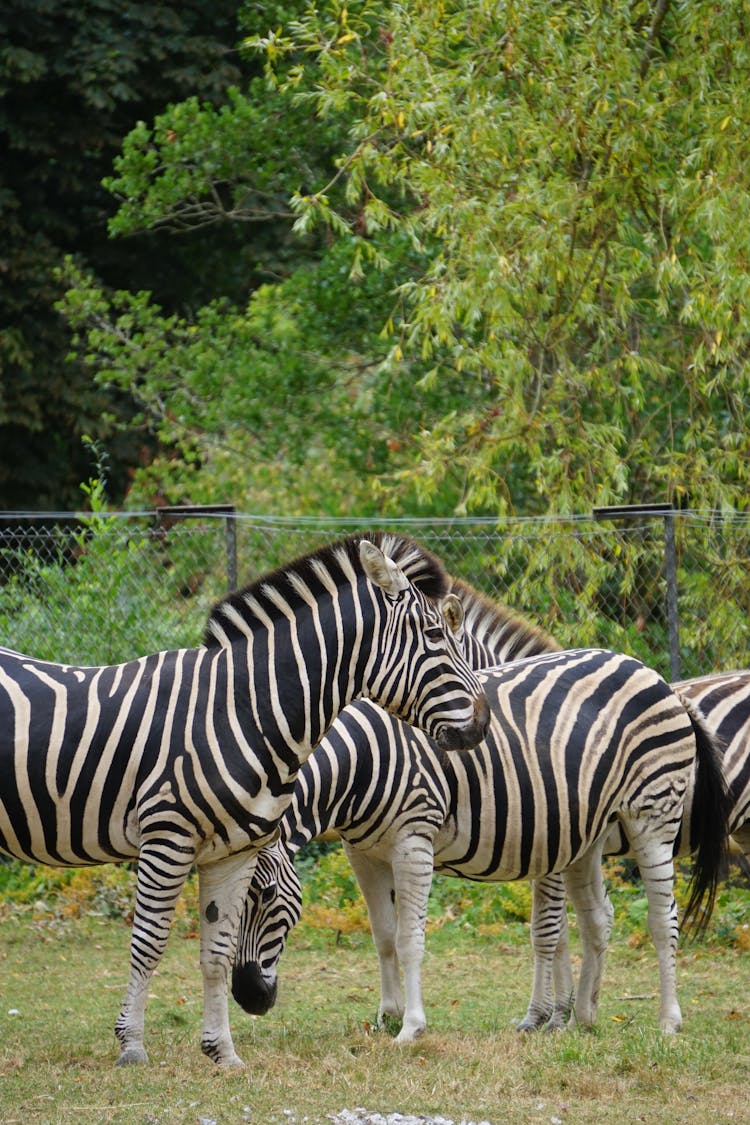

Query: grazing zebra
[520,667,750,1032]
[234,644,731,1040]
[0,533,490,1067]
[232,577,560,1016]
[232,838,302,1013]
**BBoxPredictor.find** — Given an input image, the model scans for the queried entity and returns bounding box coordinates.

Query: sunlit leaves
[253,0,750,515]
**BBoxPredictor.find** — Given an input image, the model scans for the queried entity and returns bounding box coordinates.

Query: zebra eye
[424,625,445,644]
[260,883,276,905]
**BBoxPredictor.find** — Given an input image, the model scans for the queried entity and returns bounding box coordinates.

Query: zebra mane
[449,576,560,661]
[203,532,449,647]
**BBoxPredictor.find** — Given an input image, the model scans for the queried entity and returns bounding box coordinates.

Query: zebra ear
[360,539,410,596]
[442,592,464,634]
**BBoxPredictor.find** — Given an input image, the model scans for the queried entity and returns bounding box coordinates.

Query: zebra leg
[623,823,682,1033]
[343,845,404,1028]
[115,842,195,1066]
[390,835,436,1044]
[517,874,572,1032]
[550,904,575,1029]
[563,846,613,1030]
[198,850,260,1066]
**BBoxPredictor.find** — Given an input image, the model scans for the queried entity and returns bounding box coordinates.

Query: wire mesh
[0,509,747,678]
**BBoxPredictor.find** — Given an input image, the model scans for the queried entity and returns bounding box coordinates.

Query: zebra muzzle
[435,692,490,752]
[231,961,278,1015]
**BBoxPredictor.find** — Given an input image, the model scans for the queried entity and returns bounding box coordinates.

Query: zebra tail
[679,698,731,939]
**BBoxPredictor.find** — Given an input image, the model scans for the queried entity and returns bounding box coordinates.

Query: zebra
[232,838,302,1013]
[0,533,490,1067]
[233,642,731,1041]
[232,577,561,1016]
[520,667,750,1032]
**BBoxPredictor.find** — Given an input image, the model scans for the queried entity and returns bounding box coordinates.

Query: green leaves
[249,0,750,515]
[50,0,750,519]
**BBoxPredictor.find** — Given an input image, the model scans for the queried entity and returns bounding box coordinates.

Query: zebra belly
[0,770,140,866]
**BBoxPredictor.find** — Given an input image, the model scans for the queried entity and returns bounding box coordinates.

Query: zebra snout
[436,692,490,752]
[231,962,278,1015]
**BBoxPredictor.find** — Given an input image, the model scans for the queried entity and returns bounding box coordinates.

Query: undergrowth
[1,846,747,952]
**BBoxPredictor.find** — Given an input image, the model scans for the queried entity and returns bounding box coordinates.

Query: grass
[0,904,748,1125]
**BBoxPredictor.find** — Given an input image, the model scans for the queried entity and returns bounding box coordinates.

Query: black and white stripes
[0,534,489,1066]
[234,582,731,1041]
[523,667,750,1031]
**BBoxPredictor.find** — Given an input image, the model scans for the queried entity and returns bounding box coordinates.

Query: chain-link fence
[0,506,748,681]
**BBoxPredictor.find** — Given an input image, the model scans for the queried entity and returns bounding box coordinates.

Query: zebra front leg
[390,835,436,1044]
[563,846,612,1030]
[198,850,259,1066]
[517,874,572,1032]
[115,842,195,1066]
[343,844,404,1028]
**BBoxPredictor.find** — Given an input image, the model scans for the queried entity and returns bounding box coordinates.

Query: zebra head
[358,537,490,751]
[204,531,489,753]
[231,840,301,1016]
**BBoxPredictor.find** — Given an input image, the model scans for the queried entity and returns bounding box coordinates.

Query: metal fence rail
[0,507,748,680]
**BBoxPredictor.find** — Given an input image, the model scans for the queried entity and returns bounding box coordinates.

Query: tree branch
[639,0,672,79]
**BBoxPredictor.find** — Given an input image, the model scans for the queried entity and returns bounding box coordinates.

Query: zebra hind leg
[623,822,682,1033]
[198,850,260,1066]
[115,843,195,1066]
[562,844,613,1030]
[517,874,572,1032]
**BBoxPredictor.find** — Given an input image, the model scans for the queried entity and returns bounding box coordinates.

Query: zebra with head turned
[233,583,731,1042]
[521,667,750,1032]
[0,533,490,1067]
[233,578,561,1017]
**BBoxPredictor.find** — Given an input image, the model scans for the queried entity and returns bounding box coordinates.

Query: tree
[60,0,750,518]
[252,0,750,514]
[0,0,245,509]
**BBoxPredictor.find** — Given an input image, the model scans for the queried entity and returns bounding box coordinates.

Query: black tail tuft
[679,697,732,939]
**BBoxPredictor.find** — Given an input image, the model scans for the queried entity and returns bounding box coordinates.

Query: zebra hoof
[218,1052,246,1068]
[116,1046,149,1066]
[516,1010,548,1032]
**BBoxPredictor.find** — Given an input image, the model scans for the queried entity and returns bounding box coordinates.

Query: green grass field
[0,887,748,1125]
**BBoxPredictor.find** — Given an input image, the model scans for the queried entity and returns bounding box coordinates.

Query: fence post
[155,503,237,592]
[592,503,680,680]
[662,510,680,681]
[225,510,238,592]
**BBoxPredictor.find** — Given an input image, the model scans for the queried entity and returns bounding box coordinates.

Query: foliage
[0,0,247,509]
[57,231,479,515]
[289,845,750,953]
[52,0,750,525]
[0,462,217,663]
[0,861,200,931]
[2,843,748,951]
[428,872,533,934]
[247,0,750,516]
